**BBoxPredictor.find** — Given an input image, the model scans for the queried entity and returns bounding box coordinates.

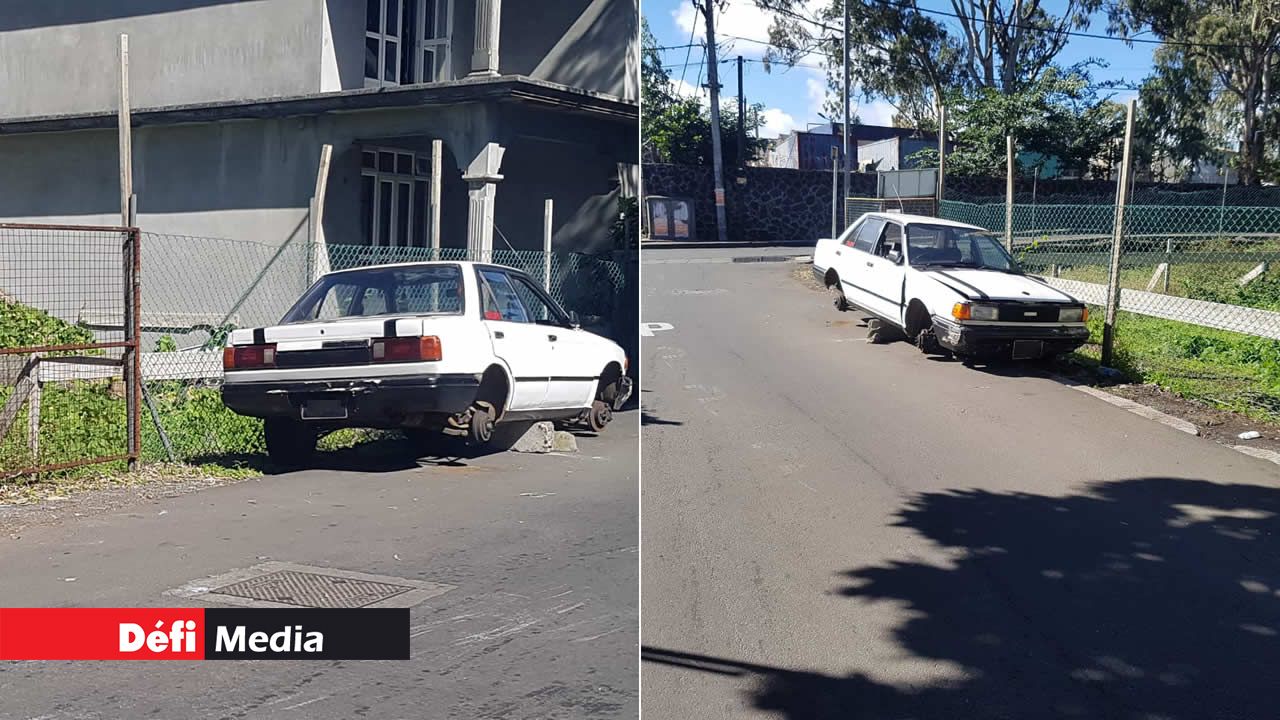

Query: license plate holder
[301,397,348,420]
[1012,340,1044,360]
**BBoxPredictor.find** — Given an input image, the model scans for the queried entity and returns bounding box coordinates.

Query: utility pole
[937,102,946,207]
[737,55,745,170]
[842,0,851,225]
[700,0,729,243]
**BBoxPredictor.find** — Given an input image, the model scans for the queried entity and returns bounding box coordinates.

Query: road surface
[641,248,1280,720]
[0,419,637,720]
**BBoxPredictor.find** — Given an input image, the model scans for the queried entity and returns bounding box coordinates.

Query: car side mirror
[886,248,903,264]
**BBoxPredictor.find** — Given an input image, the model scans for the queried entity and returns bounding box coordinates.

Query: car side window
[877,222,903,258]
[852,218,885,254]
[841,221,863,248]
[478,270,530,323]
[509,276,562,325]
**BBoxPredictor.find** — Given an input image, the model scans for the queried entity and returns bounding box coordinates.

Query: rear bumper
[221,373,482,426]
[932,318,1089,358]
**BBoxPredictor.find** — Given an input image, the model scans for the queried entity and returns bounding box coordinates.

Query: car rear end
[221,315,490,430]
[932,300,1090,360]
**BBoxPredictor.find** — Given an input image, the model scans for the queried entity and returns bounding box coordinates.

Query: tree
[1113,0,1280,184]
[757,0,1102,128]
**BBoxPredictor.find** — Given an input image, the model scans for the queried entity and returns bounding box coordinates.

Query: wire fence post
[1102,98,1137,368]
[830,146,839,237]
[937,102,946,205]
[543,198,553,291]
[1004,135,1015,252]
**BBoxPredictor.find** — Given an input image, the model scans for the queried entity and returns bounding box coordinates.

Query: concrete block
[551,431,579,453]
[510,422,555,453]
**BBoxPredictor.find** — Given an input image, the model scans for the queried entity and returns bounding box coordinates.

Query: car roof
[858,212,984,231]
[321,259,529,278]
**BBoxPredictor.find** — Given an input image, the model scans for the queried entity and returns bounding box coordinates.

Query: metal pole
[737,55,745,169]
[702,1,729,243]
[937,102,946,206]
[1004,135,1014,252]
[543,198,553,291]
[118,34,132,227]
[1102,99,1137,367]
[430,138,443,255]
[842,0,851,224]
[831,146,839,237]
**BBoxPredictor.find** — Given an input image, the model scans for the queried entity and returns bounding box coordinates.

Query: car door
[841,216,886,313]
[506,274,597,409]
[861,220,908,324]
[476,268,552,411]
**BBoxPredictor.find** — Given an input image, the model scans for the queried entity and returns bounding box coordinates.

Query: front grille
[996,303,1062,322]
[276,347,372,368]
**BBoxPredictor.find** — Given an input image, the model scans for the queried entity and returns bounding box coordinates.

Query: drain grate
[209,570,415,608]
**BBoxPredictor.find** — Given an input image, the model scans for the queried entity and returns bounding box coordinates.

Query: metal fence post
[543,198,553,291]
[124,227,142,471]
[831,146,839,238]
[1005,135,1015,252]
[1102,99,1137,367]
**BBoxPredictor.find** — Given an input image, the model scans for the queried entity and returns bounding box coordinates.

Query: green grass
[1071,310,1280,422]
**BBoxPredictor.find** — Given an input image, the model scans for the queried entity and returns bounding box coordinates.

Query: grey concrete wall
[0,0,325,118]
[503,0,638,99]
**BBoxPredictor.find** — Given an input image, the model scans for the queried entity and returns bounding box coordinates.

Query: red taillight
[223,344,276,370]
[372,336,442,363]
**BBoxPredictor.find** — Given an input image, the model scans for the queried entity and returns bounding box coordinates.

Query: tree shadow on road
[647,476,1280,719]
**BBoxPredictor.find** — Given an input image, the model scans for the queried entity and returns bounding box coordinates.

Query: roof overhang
[0,75,637,135]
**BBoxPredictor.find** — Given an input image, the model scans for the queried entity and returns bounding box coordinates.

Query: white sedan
[813,212,1090,360]
[221,261,631,465]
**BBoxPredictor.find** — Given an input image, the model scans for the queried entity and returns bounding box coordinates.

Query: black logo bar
[204,608,409,660]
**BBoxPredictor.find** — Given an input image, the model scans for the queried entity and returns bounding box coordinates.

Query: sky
[644,0,1156,139]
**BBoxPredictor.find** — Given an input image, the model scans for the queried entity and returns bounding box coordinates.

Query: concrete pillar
[470,0,502,77]
[463,142,506,262]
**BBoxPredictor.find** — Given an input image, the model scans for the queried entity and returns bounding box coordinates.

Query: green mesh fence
[941,200,1280,420]
[135,236,636,463]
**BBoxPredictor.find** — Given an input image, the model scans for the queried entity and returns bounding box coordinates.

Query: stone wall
[643,163,877,243]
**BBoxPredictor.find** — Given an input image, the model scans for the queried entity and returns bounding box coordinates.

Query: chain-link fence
[1,229,636,472]
[0,224,141,477]
[942,199,1280,419]
[135,236,636,464]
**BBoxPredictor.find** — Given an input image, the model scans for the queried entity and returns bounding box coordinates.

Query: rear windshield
[281,265,465,323]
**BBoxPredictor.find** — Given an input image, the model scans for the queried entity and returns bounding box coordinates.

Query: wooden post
[1102,99,1137,367]
[430,139,443,254]
[1005,134,1015,252]
[307,144,332,284]
[543,198,553,291]
[118,35,140,472]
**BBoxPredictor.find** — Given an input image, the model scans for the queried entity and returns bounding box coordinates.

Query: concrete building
[0,0,638,260]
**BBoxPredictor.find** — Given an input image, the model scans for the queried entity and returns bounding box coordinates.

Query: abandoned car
[813,212,1090,360]
[221,261,631,465]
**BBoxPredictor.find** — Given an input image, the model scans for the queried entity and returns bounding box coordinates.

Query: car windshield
[906,224,1019,272]
[281,264,465,323]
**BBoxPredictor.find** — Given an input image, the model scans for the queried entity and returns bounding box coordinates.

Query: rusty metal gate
[0,223,140,478]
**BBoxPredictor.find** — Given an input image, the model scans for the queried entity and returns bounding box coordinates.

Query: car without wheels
[812,212,1090,361]
[221,261,632,466]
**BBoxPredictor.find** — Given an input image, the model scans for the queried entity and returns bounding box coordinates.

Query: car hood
[922,268,1079,303]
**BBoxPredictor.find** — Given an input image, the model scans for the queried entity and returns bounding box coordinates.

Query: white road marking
[284,696,329,711]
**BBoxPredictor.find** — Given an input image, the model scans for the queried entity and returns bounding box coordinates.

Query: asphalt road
[641,248,1280,720]
[0,418,637,720]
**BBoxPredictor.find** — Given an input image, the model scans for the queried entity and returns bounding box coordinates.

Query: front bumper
[221,373,482,426]
[932,317,1089,358]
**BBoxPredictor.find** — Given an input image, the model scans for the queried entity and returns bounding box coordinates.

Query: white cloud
[856,99,898,127]
[668,77,708,103]
[758,108,799,138]
[806,72,829,118]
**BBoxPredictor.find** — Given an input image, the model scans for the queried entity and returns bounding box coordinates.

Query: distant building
[766,123,939,171]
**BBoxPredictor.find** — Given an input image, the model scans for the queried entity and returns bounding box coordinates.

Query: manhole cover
[168,562,456,609]
[209,570,414,608]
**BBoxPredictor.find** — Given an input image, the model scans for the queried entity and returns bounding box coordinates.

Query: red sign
[0,608,205,660]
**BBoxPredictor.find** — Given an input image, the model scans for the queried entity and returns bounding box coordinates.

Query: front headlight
[1059,306,1087,323]
[970,304,999,321]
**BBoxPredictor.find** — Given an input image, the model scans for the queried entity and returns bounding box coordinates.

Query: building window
[366,0,452,88]
[361,149,434,247]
